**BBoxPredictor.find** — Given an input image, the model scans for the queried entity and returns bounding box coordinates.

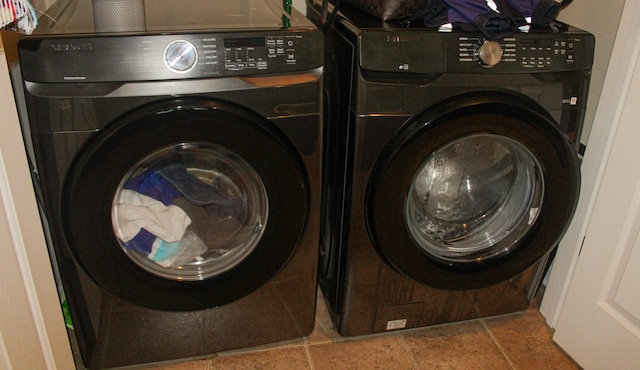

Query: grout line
[303,341,316,370]
[398,333,420,370]
[213,340,305,358]
[479,318,517,370]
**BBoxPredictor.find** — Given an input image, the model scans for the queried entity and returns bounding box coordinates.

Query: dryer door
[62,98,308,311]
[367,91,580,290]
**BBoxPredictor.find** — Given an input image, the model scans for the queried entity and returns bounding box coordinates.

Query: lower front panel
[69,240,317,369]
[329,256,546,337]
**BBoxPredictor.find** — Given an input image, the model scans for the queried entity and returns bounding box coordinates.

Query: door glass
[111,142,268,281]
[405,134,543,264]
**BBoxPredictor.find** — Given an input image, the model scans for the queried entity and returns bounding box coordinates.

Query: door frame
[59,98,309,311]
[540,0,640,327]
[366,90,580,290]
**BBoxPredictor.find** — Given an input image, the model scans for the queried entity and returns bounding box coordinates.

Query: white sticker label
[386,319,408,330]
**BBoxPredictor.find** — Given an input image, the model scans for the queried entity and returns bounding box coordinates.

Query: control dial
[164,40,198,73]
[478,40,503,68]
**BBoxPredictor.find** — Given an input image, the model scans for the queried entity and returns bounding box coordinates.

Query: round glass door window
[111,142,268,281]
[405,134,544,264]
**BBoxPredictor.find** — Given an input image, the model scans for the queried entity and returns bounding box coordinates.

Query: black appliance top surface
[323,0,589,36]
[18,0,323,82]
[36,0,315,36]
[309,1,594,74]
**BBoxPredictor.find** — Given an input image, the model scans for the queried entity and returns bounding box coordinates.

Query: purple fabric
[508,0,561,26]
[442,0,527,39]
[125,228,157,255]
[124,169,181,206]
[157,164,244,218]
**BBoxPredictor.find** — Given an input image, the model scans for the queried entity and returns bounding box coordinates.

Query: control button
[478,40,502,68]
[567,53,575,64]
[164,40,198,73]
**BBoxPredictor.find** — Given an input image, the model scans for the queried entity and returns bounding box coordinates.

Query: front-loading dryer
[11,0,322,368]
[308,1,593,336]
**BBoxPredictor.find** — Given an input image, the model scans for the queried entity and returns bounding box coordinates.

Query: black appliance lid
[315,0,586,35]
[35,0,313,35]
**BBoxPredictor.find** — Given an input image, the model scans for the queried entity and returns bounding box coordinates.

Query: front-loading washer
[10,0,322,367]
[308,1,593,336]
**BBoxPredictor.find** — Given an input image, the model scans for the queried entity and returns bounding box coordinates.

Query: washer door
[367,91,580,290]
[62,98,309,311]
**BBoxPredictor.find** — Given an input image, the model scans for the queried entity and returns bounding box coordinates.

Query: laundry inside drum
[111,142,269,281]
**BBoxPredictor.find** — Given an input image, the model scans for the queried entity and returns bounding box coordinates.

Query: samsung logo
[50,42,93,52]
[386,35,421,43]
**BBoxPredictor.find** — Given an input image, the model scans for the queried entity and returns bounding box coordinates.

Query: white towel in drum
[113,189,191,243]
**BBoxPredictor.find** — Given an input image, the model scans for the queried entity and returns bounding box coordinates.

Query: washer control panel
[19,29,323,83]
[221,35,300,73]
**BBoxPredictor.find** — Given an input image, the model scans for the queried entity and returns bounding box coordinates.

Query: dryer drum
[366,92,580,290]
[61,98,309,311]
[404,133,545,263]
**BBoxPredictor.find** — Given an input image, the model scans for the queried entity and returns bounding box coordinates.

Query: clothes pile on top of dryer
[407,0,571,39]
[112,165,248,268]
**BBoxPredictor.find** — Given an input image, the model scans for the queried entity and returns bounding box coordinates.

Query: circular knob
[478,40,503,68]
[164,40,198,73]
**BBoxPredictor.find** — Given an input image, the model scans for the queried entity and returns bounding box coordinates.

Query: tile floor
[120,289,580,370]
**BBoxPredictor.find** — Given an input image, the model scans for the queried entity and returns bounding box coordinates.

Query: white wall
[556,2,626,144]
[293,0,306,12]
[0,38,75,369]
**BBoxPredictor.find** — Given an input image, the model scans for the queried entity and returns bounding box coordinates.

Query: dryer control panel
[18,30,323,83]
[358,27,594,75]
[456,34,590,71]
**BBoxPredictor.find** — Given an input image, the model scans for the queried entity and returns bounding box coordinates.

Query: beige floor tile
[483,308,580,370]
[305,292,343,344]
[402,320,512,370]
[81,292,580,369]
[308,335,414,370]
[207,346,310,370]
[137,358,209,370]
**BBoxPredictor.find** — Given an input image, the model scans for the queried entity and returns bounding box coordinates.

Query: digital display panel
[224,37,265,47]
